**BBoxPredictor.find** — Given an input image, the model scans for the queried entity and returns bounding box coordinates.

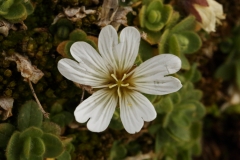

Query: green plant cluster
[159,16,202,70]
[215,24,240,89]
[0,0,209,159]
[50,99,74,127]
[0,100,64,160]
[57,28,97,59]
[0,0,34,23]
[150,81,205,160]
[139,0,172,32]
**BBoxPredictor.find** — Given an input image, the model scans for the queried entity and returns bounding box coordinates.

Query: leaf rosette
[139,0,172,32]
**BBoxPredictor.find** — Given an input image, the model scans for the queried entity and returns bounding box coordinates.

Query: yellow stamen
[121,83,129,87]
[111,74,118,82]
[117,87,121,97]
[121,73,127,81]
[109,84,117,88]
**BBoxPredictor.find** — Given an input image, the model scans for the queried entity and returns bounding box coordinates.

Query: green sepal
[2,4,27,23]
[42,133,64,158]
[0,123,15,148]
[18,100,43,131]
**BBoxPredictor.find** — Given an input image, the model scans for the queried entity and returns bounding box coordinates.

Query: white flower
[193,0,225,32]
[57,25,182,134]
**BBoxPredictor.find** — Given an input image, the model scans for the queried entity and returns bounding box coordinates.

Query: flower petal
[74,89,117,132]
[120,90,157,134]
[131,54,181,78]
[117,26,141,72]
[70,42,110,75]
[58,58,107,87]
[98,25,119,69]
[129,54,182,95]
[130,76,182,95]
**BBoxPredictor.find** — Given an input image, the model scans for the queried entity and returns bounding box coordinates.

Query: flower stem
[28,79,49,118]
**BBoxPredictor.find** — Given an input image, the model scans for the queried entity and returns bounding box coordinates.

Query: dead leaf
[52,6,96,24]
[0,97,14,120]
[0,20,17,37]
[97,0,133,30]
[5,53,44,84]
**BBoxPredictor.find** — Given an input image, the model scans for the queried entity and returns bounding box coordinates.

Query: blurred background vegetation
[0,0,240,159]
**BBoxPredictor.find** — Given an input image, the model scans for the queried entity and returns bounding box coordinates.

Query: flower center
[109,73,129,97]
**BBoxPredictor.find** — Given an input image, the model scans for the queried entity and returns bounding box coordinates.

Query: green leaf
[180,52,190,70]
[148,124,161,135]
[190,122,202,140]
[155,96,173,114]
[69,29,87,41]
[18,100,43,131]
[155,128,177,152]
[57,151,71,160]
[169,92,181,104]
[159,29,170,53]
[171,16,196,33]
[165,12,180,29]
[177,31,202,54]
[51,111,73,127]
[23,137,31,159]
[20,127,43,139]
[0,0,14,15]
[42,133,64,158]
[0,123,15,148]
[215,63,235,80]
[169,34,181,57]
[6,131,22,160]
[41,121,61,136]
[168,120,190,141]
[183,63,202,82]
[139,5,146,28]
[109,141,127,160]
[187,100,206,120]
[236,62,240,89]
[2,3,27,23]
[138,40,154,62]
[23,1,34,15]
